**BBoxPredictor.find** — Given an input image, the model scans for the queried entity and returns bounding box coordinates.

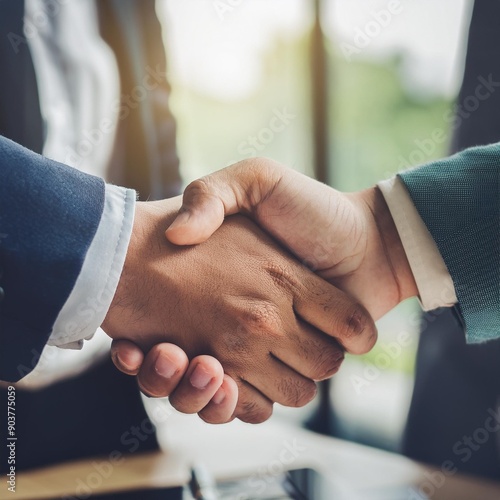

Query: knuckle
[337,303,372,341]
[292,335,344,379]
[237,399,273,424]
[185,177,211,197]
[265,262,297,292]
[293,335,322,363]
[277,377,317,408]
[239,301,282,335]
[312,344,345,380]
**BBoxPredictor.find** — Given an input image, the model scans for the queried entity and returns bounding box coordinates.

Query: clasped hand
[105,158,417,424]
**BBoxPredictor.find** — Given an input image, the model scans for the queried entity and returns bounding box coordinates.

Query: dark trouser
[404,309,500,479]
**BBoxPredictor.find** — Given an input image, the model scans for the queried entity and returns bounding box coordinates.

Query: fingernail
[212,387,226,405]
[112,350,134,372]
[155,355,177,379]
[190,364,213,389]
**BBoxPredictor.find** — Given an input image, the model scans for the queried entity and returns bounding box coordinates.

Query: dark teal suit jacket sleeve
[0,136,105,381]
[398,143,500,343]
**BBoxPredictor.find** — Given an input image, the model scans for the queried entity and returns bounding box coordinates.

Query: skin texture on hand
[166,159,418,322]
[104,196,376,424]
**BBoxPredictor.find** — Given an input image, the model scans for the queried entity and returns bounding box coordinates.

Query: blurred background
[156,0,473,452]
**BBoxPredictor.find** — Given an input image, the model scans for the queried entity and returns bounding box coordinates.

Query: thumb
[166,160,285,245]
[166,176,238,245]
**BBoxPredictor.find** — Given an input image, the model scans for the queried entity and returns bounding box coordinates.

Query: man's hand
[110,340,237,424]
[166,159,418,323]
[104,196,376,424]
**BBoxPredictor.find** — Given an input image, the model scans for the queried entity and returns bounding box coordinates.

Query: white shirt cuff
[47,184,136,349]
[377,177,457,311]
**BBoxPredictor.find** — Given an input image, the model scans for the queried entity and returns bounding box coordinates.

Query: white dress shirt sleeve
[47,184,136,349]
[377,177,458,311]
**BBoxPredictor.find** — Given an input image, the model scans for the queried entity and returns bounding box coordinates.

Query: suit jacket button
[0,287,4,302]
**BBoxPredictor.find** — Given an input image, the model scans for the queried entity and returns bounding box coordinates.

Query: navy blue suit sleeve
[0,136,105,381]
[399,143,500,344]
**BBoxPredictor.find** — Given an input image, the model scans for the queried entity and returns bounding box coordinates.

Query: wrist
[362,186,418,309]
[101,201,150,340]
[101,198,182,345]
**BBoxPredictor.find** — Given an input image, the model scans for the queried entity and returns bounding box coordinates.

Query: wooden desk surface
[8,407,500,500]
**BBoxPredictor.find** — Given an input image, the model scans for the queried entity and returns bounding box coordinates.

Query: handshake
[103,158,417,424]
